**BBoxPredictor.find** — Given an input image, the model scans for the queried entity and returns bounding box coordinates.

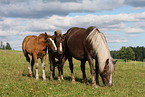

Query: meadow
[0,50,145,97]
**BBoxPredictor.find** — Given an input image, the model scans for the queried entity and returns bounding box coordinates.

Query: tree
[6,42,12,50]
[119,47,135,61]
[1,41,3,47]
[131,46,145,61]
[111,50,121,59]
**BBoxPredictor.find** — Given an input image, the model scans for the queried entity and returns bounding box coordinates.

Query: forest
[0,41,12,50]
[111,46,145,61]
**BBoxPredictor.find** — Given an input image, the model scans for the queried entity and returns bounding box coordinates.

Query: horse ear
[104,58,109,70]
[45,32,47,36]
[54,30,62,36]
[44,32,48,39]
[113,60,117,65]
[105,58,109,66]
[54,31,57,36]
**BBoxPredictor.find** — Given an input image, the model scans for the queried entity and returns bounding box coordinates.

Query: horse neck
[86,29,111,72]
[36,37,47,47]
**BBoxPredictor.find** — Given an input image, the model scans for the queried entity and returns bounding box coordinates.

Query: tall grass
[0,50,145,96]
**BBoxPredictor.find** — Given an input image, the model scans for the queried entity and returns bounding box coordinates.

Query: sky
[0,0,145,51]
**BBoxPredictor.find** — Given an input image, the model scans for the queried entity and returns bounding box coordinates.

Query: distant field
[0,50,145,96]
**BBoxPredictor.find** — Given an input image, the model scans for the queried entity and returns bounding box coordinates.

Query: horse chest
[37,51,45,58]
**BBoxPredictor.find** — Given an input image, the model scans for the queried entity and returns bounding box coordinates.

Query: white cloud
[124,27,145,34]
[0,12,145,36]
[0,7,145,50]
[0,0,125,18]
[105,34,128,43]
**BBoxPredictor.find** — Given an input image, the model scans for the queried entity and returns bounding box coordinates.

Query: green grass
[0,50,145,96]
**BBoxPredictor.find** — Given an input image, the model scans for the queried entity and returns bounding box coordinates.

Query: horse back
[66,27,97,60]
[66,27,88,60]
[22,35,37,55]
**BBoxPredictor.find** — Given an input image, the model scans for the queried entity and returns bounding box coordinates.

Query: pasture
[0,50,145,96]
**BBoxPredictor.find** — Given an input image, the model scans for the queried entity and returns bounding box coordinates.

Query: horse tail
[22,38,26,55]
[22,36,32,56]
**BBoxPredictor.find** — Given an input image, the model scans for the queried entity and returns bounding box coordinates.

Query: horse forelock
[86,27,114,73]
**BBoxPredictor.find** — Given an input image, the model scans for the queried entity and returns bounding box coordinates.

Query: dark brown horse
[48,30,66,81]
[22,32,57,80]
[63,26,117,87]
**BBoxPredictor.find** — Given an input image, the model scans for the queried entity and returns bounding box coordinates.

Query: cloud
[105,34,128,43]
[0,10,145,50]
[124,27,145,34]
[125,0,145,7]
[0,0,125,18]
[1,12,145,36]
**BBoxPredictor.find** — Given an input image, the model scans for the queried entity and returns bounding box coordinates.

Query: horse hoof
[58,77,61,81]
[61,75,64,80]
[36,78,39,81]
[43,78,46,81]
[93,85,98,88]
[72,78,75,82]
[72,80,76,83]
[30,74,33,77]
[92,83,98,88]
[86,82,90,85]
[82,79,89,85]
[58,79,61,82]
[50,78,53,81]
[36,76,39,80]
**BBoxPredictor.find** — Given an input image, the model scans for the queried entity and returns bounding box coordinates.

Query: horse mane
[86,26,114,73]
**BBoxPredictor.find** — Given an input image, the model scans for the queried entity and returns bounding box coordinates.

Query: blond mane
[86,27,114,73]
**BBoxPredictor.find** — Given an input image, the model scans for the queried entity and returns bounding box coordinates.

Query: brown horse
[63,26,117,87]
[22,32,57,80]
[48,30,66,81]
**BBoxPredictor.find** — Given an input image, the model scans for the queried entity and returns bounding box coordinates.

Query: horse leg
[24,53,32,76]
[87,55,97,88]
[57,62,64,81]
[81,60,89,84]
[32,54,38,80]
[41,56,46,81]
[59,56,65,80]
[68,57,75,82]
[57,65,61,81]
[50,57,55,80]
[36,62,39,80]
[31,57,34,77]
[61,64,64,80]
[95,60,100,86]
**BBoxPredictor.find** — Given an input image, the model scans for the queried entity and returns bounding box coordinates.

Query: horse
[22,32,57,80]
[63,26,117,87]
[48,30,66,81]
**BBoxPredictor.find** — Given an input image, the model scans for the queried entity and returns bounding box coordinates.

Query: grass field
[0,50,145,97]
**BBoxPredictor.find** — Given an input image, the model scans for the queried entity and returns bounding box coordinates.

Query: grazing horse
[22,32,57,80]
[64,26,117,87]
[48,30,66,81]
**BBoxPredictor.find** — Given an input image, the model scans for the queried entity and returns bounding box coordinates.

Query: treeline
[0,41,12,50]
[111,46,145,61]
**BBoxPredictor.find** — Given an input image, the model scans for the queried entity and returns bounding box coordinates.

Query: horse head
[41,32,57,52]
[53,30,64,54]
[100,58,117,87]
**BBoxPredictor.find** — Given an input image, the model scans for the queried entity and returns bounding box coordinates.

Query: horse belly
[67,38,85,60]
[25,41,34,55]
